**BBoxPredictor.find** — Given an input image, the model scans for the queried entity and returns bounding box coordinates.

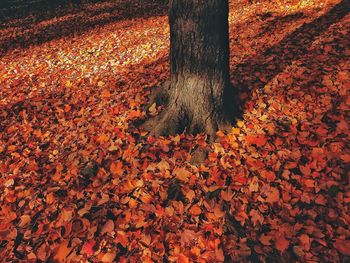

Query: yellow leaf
[236,120,244,128]
[149,103,157,115]
[260,115,267,121]
[65,80,72,88]
[231,127,240,135]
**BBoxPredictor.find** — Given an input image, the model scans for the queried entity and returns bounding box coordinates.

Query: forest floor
[0,0,349,262]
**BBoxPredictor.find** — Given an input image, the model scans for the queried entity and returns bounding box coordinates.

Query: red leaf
[82,240,96,256]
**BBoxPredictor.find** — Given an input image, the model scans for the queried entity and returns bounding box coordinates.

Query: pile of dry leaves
[0,0,349,261]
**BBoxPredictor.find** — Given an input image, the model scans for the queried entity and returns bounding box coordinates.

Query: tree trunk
[144,0,235,137]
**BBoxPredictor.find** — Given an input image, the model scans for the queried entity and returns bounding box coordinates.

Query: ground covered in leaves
[0,0,349,262]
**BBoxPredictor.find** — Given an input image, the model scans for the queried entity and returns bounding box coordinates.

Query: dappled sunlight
[0,0,167,55]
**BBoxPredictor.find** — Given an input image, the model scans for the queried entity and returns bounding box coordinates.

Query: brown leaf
[101,220,114,236]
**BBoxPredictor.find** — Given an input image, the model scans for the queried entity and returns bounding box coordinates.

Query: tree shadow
[231,0,350,103]
[0,0,167,56]
[256,12,306,38]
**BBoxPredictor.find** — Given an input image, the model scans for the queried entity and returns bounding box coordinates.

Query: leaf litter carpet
[0,0,349,262]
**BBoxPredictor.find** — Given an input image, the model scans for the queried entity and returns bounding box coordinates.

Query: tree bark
[144,0,235,137]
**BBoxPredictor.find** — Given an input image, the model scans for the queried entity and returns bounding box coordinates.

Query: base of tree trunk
[142,81,171,112]
[141,81,238,140]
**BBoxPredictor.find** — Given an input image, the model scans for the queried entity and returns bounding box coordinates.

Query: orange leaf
[340,154,350,162]
[221,190,234,201]
[299,234,311,251]
[97,133,109,144]
[275,236,289,252]
[189,205,202,216]
[213,205,225,218]
[110,161,123,176]
[265,187,280,203]
[260,235,272,245]
[178,253,189,263]
[116,231,128,247]
[140,194,152,204]
[303,179,315,188]
[261,170,275,181]
[245,134,267,147]
[334,239,350,256]
[101,251,116,262]
[173,167,191,182]
[81,240,96,256]
[338,71,349,81]
[53,240,72,261]
[300,165,311,176]
[101,90,111,98]
[64,105,71,112]
[18,215,31,227]
[128,198,137,208]
[190,247,201,257]
[46,192,54,205]
[128,109,143,119]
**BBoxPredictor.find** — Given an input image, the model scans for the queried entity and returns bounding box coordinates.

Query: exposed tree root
[143,103,232,139]
[142,81,171,112]
[142,104,183,136]
[139,81,240,166]
[190,147,209,166]
[141,82,238,140]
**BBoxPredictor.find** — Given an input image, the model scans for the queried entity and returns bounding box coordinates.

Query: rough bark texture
[144,0,235,137]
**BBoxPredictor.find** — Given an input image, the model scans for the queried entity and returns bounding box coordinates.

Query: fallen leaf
[189,205,202,216]
[53,240,72,261]
[173,167,191,182]
[333,239,350,256]
[275,236,289,252]
[101,220,114,236]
